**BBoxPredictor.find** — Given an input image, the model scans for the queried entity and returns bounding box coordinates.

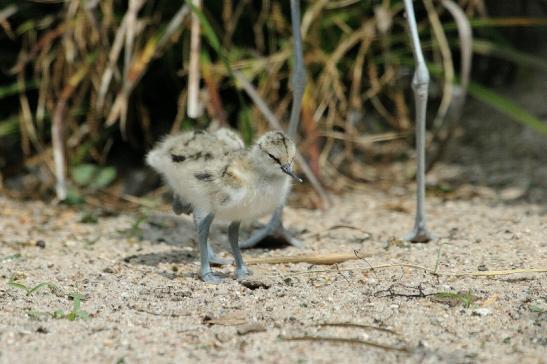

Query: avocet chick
[168,129,244,265]
[146,129,301,283]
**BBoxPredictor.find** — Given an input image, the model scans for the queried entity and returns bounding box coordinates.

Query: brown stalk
[171,89,188,134]
[17,71,39,156]
[202,60,227,125]
[300,84,321,178]
[222,0,249,48]
[424,0,455,129]
[427,0,473,172]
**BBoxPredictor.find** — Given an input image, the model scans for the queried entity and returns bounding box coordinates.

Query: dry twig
[246,252,366,266]
[281,335,410,353]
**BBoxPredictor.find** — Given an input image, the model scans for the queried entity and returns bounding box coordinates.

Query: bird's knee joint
[412,64,430,90]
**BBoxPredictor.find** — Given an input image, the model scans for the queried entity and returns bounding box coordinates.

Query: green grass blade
[0,80,38,99]
[467,82,547,136]
[472,39,547,72]
[444,17,547,31]
[26,282,51,296]
[8,280,29,293]
[0,115,19,137]
[186,1,220,52]
[398,56,547,137]
[71,293,82,312]
[52,310,65,319]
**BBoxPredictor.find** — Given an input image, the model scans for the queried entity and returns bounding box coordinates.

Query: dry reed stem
[427,0,473,172]
[106,4,189,129]
[319,131,406,146]
[424,0,454,129]
[187,0,202,118]
[96,16,128,111]
[280,336,410,353]
[246,252,366,266]
[52,61,91,200]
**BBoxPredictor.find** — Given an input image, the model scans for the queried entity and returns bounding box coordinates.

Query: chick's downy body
[146,129,294,222]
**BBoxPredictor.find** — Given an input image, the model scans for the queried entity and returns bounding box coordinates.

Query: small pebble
[36,326,48,334]
[36,240,46,249]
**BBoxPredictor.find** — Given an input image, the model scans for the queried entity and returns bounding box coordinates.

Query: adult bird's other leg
[228,221,251,280]
[287,0,307,139]
[403,0,434,242]
[195,212,222,283]
[240,0,307,249]
[239,206,303,249]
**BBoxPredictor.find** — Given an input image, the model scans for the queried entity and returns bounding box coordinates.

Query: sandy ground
[1,86,547,362]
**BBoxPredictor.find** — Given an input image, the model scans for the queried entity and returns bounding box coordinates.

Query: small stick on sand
[280,336,410,353]
[245,252,369,265]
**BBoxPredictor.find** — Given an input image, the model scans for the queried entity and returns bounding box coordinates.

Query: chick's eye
[267,152,281,165]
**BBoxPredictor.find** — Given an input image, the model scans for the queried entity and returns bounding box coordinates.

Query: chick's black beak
[280,164,303,182]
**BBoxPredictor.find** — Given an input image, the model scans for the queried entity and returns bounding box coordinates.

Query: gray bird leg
[403,0,434,243]
[192,213,232,266]
[239,206,303,249]
[240,0,307,249]
[195,213,222,283]
[228,221,251,280]
[173,195,231,265]
[287,0,307,138]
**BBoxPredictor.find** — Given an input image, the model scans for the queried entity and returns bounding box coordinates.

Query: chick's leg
[192,214,232,266]
[228,221,251,280]
[195,213,222,283]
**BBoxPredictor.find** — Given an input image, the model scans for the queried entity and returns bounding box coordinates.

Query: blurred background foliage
[0,0,546,203]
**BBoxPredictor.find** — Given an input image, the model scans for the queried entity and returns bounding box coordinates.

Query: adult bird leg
[228,221,251,280]
[239,206,303,249]
[240,0,307,249]
[287,0,307,139]
[195,213,222,283]
[403,0,434,242]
